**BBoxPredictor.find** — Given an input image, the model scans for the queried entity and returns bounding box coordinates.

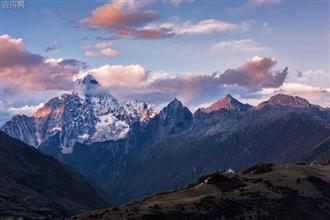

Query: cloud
[80,1,158,35]
[237,0,282,12]
[172,19,251,35]
[297,69,329,88]
[167,0,194,6]
[146,56,287,104]
[0,34,85,92]
[83,56,287,106]
[8,103,45,116]
[44,41,59,53]
[96,36,117,40]
[82,41,119,57]
[137,18,251,38]
[136,27,174,39]
[247,0,282,6]
[88,64,149,88]
[81,1,251,39]
[262,22,273,33]
[219,56,288,88]
[214,39,268,52]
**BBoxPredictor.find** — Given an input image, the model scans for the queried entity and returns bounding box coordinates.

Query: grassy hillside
[70,164,330,220]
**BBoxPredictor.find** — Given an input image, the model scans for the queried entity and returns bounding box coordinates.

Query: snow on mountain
[2,74,155,154]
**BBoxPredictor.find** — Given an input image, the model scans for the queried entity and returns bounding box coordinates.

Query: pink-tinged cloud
[220,56,288,88]
[81,1,251,39]
[86,56,288,105]
[148,56,287,104]
[82,41,119,57]
[0,35,85,92]
[80,2,158,33]
[136,27,174,39]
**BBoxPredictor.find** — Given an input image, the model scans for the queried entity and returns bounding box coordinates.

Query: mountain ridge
[0,131,111,219]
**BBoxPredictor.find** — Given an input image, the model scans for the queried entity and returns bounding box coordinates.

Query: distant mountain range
[0,131,111,219]
[2,75,330,204]
[70,164,330,220]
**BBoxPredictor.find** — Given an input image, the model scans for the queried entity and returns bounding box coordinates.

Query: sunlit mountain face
[0,0,329,219]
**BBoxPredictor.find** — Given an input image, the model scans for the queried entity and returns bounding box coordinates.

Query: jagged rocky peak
[202,94,251,113]
[257,94,311,109]
[160,98,191,118]
[158,98,193,133]
[168,98,183,108]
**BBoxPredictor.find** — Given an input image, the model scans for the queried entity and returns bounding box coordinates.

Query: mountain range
[2,75,330,204]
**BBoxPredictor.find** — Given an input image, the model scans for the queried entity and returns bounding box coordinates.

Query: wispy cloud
[297,69,329,88]
[166,0,194,6]
[44,41,59,53]
[262,22,273,33]
[235,0,282,12]
[135,18,251,39]
[214,39,268,52]
[247,0,282,6]
[82,41,119,57]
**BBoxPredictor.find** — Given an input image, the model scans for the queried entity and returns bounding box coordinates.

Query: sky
[0,0,329,124]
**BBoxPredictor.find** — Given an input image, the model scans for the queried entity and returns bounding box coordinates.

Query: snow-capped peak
[2,80,156,154]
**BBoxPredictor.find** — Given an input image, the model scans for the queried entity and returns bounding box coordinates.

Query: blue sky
[0,0,329,124]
